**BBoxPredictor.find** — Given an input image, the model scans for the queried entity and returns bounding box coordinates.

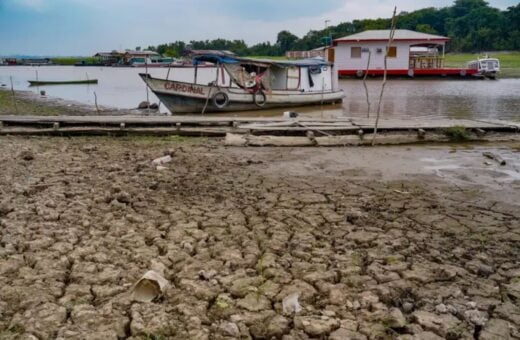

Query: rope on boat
[201,62,221,114]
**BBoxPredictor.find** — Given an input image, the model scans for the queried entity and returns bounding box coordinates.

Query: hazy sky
[0,0,517,55]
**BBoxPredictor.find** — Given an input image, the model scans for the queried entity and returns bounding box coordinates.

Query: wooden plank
[0,115,517,135]
[350,118,517,130]
[238,121,355,129]
[0,115,351,126]
[237,126,359,132]
[0,127,229,137]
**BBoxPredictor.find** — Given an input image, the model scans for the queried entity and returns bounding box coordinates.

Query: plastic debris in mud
[152,155,172,167]
[283,292,302,315]
[131,261,169,302]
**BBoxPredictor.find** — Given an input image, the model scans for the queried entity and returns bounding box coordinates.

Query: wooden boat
[139,50,344,114]
[28,79,98,86]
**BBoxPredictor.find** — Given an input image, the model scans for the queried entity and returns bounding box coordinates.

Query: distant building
[19,58,52,66]
[122,50,159,62]
[94,50,159,65]
[286,47,325,59]
[329,29,455,77]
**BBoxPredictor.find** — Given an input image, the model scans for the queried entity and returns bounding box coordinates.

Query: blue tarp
[192,53,329,68]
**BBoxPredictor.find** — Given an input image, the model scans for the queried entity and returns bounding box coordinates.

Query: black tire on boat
[212,92,229,109]
[253,90,267,108]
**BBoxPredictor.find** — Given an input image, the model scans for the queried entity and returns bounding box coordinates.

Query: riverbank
[0,136,518,339]
[0,88,146,116]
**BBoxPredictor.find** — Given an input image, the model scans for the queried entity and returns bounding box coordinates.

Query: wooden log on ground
[483,152,506,165]
[318,133,438,146]
[224,133,314,147]
[225,133,248,146]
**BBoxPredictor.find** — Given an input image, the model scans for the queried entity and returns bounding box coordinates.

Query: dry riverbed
[0,136,519,340]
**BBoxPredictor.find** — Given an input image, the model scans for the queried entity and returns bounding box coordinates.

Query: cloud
[7,0,46,10]
[1,0,518,55]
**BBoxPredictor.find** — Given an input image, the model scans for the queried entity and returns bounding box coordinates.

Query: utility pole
[324,20,332,46]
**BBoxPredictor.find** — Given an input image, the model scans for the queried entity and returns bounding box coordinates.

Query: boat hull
[28,80,98,86]
[139,73,344,113]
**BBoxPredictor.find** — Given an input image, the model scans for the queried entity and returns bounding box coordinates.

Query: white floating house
[329,29,478,77]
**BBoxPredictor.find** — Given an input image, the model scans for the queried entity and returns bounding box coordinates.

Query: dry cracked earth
[0,136,519,340]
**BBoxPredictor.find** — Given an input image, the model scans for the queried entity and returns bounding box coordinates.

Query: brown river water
[0,66,519,120]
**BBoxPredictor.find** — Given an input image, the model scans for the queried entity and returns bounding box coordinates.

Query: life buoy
[253,90,266,107]
[407,69,414,77]
[460,69,467,77]
[212,92,229,109]
[356,70,364,78]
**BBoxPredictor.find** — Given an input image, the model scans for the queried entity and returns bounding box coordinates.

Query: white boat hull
[139,73,344,113]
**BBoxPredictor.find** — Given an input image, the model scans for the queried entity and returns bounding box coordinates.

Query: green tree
[276,30,299,53]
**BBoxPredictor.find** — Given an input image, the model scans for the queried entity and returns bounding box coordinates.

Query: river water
[0,66,519,120]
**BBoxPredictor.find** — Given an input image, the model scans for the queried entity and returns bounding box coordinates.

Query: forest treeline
[146,0,520,56]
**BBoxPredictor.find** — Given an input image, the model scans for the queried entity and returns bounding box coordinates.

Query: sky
[0,0,517,56]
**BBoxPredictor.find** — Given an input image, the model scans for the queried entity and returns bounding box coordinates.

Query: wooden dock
[0,115,518,145]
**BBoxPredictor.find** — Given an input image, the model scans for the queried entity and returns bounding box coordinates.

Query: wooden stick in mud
[10,76,18,114]
[145,58,150,110]
[483,152,506,165]
[372,7,397,146]
[93,91,100,114]
[362,49,371,118]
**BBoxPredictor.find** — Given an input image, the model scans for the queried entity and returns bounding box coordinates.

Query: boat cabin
[329,29,451,77]
[189,51,339,93]
[467,57,500,78]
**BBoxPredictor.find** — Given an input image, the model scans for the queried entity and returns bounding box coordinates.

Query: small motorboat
[466,56,500,79]
[28,79,98,86]
[139,50,344,114]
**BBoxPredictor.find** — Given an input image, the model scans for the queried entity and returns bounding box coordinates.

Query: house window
[387,46,397,58]
[351,47,362,58]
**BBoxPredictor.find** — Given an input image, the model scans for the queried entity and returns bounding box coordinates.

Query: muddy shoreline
[0,88,156,116]
[0,136,519,339]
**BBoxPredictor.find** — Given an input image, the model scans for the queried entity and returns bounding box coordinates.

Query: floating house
[94,50,160,66]
[329,29,478,77]
[94,51,123,65]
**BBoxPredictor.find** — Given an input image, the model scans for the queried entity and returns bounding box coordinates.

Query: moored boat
[467,57,500,79]
[28,79,98,86]
[139,51,344,114]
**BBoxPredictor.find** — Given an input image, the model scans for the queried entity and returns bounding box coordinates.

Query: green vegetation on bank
[0,89,66,115]
[146,0,520,57]
[50,57,97,65]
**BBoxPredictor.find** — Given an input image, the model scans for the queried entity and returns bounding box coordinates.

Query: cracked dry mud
[0,136,519,340]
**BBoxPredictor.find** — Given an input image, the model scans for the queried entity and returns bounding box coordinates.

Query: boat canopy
[189,50,330,68]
